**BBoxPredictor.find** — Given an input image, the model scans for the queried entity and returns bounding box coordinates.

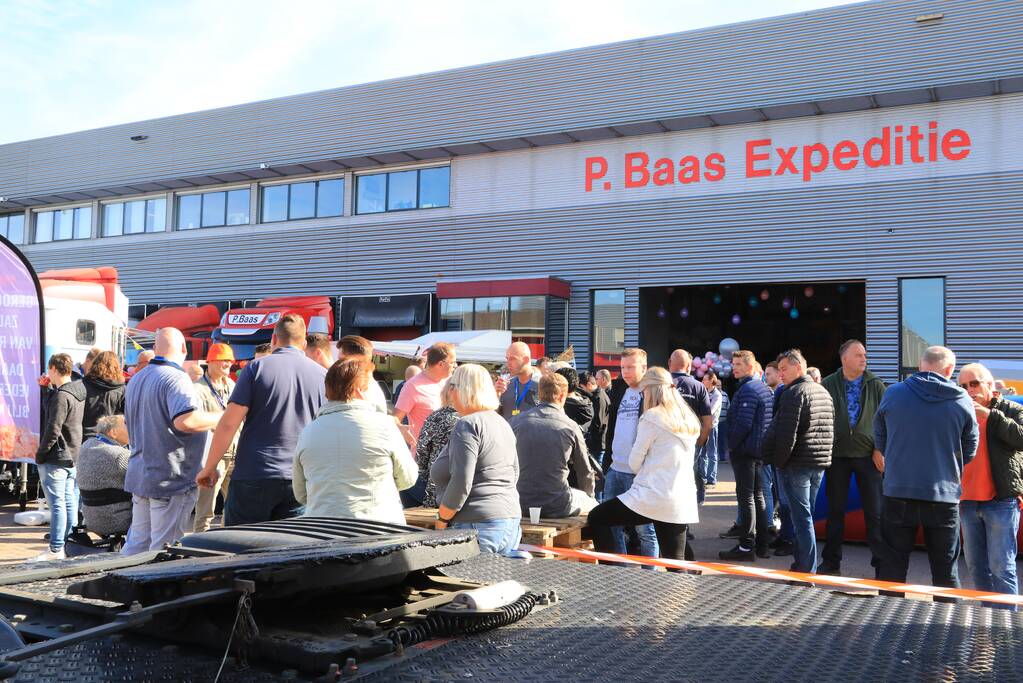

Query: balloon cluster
[692,338,740,379]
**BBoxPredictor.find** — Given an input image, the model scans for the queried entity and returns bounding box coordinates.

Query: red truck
[210,295,335,360]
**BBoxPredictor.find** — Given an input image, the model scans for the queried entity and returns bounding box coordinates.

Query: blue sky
[0,0,857,145]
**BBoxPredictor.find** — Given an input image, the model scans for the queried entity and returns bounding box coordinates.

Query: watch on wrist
[436,511,453,523]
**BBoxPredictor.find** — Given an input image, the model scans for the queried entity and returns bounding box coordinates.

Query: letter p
[585,156,608,192]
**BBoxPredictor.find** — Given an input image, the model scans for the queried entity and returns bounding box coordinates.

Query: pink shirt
[395,372,447,440]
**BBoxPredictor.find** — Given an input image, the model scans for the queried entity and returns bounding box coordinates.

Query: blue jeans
[224,478,302,526]
[603,469,659,562]
[697,428,719,486]
[960,499,1020,596]
[777,466,824,573]
[38,464,79,552]
[451,518,521,556]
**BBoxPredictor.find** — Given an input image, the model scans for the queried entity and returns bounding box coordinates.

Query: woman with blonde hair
[430,364,521,555]
[587,366,700,560]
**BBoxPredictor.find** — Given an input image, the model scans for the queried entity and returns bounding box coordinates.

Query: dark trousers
[589,496,688,561]
[224,479,302,527]
[878,496,961,588]
[732,456,769,550]
[822,456,884,569]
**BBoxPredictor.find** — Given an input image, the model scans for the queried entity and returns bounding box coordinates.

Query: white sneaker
[27,548,65,563]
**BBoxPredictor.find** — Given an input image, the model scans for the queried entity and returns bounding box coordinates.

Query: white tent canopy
[371,330,511,364]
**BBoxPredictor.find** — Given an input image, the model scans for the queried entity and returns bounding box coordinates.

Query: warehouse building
[2,0,1022,379]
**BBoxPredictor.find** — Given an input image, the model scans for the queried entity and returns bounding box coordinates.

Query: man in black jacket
[766,349,835,573]
[32,353,86,562]
[579,372,609,463]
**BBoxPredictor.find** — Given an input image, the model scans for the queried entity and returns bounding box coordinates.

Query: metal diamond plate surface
[358,555,1023,682]
[1,555,1020,681]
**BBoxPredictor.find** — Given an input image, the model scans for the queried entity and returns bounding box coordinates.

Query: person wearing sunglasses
[956,363,1023,602]
[873,345,978,588]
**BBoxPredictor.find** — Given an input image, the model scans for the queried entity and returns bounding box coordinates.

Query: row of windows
[36,206,92,243]
[0,165,451,245]
[103,198,167,237]
[356,167,450,214]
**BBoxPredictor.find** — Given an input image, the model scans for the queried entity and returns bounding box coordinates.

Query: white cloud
[0,0,857,144]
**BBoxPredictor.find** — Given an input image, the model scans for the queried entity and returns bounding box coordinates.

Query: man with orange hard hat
[193,343,238,532]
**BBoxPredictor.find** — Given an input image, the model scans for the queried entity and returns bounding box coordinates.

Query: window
[419,166,451,209]
[356,174,386,214]
[592,289,626,368]
[102,197,166,237]
[474,297,509,330]
[440,298,474,331]
[900,277,945,378]
[34,206,91,243]
[76,319,96,345]
[511,295,547,348]
[387,171,417,211]
[0,214,25,244]
[177,188,249,230]
[261,178,344,223]
[356,166,450,214]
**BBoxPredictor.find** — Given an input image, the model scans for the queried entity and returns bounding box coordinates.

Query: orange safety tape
[518,544,1023,607]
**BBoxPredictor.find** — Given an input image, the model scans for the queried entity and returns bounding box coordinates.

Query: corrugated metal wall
[2,0,1022,201]
[22,169,1023,383]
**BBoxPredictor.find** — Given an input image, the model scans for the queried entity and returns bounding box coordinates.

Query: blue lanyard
[203,375,227,410]
[513,377,533,408]
[94,434,120,447]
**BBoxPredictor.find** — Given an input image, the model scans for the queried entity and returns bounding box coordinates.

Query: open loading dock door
[639,281,865,378]
[339,294,432,342]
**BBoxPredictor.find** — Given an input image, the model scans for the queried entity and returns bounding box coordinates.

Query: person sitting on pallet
[511,373,599,519]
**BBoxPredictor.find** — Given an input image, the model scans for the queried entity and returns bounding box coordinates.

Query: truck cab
[211,296,334,360]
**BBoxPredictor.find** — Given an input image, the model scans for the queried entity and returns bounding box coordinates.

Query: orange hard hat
[206,343,235,362]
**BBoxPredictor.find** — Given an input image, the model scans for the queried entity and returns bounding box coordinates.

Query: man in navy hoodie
[874,346,978,587]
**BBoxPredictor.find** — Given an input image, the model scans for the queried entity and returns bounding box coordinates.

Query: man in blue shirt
[197,314,326,526]
[123,328,221,555]
[820,340,887,576]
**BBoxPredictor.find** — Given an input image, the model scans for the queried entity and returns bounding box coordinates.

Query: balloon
[837,284,848,294]
[823,306,831,314]
[696,369,706,378]
[666,287,674,294]
[712,294,722,305]
[657,305,666,319]
[790,308,800,319]
[760,289,770,301]
[731,314,741,325]
[679,307,689,319]
[748,297,759,308]
[718,338,739,360]
[782,298,792,309]
[713,362,724,373]
[804,286,814,298]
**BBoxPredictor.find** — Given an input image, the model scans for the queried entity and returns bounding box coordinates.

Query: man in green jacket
[820,340,887,575]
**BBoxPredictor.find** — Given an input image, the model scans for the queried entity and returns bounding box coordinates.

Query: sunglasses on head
[959,379,986,390]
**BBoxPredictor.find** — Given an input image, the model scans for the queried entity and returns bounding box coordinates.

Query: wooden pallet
[403,507,588,549]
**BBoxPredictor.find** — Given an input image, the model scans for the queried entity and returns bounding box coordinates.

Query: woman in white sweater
[587,366,700,560]
[293,357,418,525]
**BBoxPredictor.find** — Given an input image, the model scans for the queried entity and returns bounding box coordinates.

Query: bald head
[669,349,692,373]
[154,328,187,364]
[506,341,532,378]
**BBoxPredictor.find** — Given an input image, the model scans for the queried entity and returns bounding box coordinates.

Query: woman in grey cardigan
[431,364,522,555]
[77,414,132,538]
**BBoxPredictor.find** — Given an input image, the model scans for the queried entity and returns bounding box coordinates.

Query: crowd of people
[28,315,1023,603]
